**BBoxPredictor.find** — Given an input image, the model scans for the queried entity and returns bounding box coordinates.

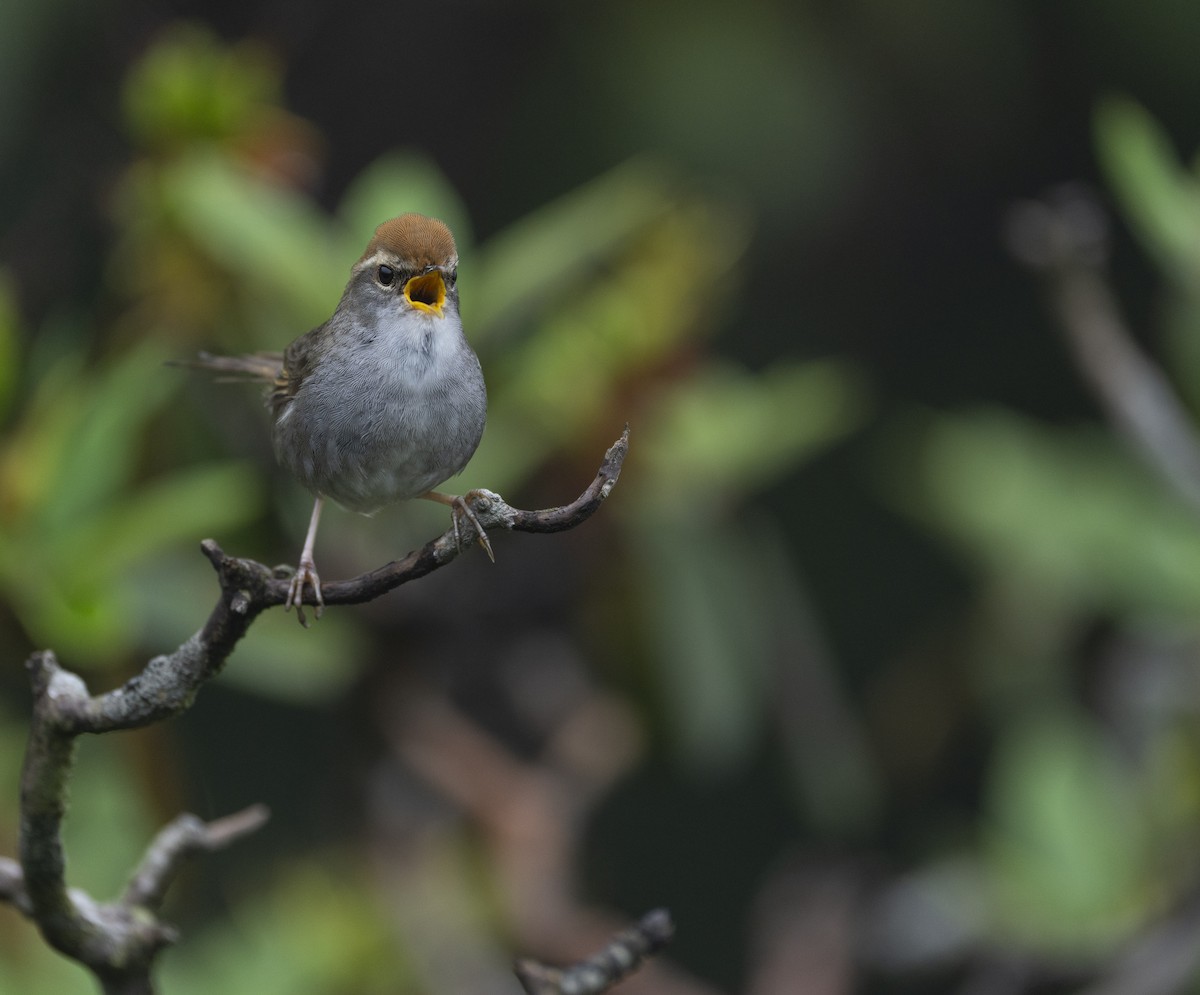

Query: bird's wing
[276,328,327,414]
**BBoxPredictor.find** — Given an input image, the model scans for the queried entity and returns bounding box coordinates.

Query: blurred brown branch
[389,681,712,995]
[0,427,630,994]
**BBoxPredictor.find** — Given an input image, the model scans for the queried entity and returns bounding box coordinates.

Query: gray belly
[272,355,486,513]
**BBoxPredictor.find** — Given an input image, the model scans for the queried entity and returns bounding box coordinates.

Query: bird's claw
[285,558,324,627]
[451,493,494,562]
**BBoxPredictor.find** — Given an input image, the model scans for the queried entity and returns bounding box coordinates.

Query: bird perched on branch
[182,213,489,625]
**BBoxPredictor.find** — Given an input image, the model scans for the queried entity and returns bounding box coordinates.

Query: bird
[184,213,489,625]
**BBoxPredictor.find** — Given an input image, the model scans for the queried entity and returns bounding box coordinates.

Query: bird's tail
[169,351,285,384]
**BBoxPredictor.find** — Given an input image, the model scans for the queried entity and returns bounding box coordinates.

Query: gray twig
[1006,189,1200,509]
[13,650,271,994]
[514,909,675,995]
[123,805,270,910]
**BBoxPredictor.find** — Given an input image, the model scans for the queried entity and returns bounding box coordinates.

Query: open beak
[404,271,446,317]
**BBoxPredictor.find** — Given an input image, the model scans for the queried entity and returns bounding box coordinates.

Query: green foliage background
[3,4,1200,993]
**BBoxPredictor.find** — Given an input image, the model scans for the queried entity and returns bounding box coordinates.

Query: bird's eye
[446,268,457,287]
[376,265,395,287]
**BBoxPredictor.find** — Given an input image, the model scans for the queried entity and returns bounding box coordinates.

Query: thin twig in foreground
[514,909,676,995]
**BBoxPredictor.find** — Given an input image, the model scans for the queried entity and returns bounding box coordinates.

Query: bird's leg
[286,496,325,626]
[421,490,495,562]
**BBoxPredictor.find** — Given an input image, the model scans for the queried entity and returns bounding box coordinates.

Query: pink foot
[285,557,324,627]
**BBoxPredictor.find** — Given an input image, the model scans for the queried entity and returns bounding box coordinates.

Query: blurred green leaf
[907,410,1200,618]
[984,707,1151,951]
[164,151,341,324]
[62,736,158,899]
[1,462,259,666]
[122,23,280,151]
[1096,99,1200,413]
[0,338,264,664]
[49,461,264,584]
[633,518,774,774]
[470,158,702,342]
[1095,95,1200,281]
[633,509,882,814]
[636,359,868,515]
[34,341,177,530]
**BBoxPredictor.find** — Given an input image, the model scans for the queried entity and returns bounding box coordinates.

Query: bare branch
[13,648,272,989]
[20,653,88,951]
[3,428,629,993]
[123,805,270,910]
[514,909,675,995]
[309,424,630,608]
[30,427,629,739]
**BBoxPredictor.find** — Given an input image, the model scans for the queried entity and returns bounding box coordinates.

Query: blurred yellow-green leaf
[0,337,265,665]
[122,23,281,153]
[159,865,405,995]
[470,159,727,343]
